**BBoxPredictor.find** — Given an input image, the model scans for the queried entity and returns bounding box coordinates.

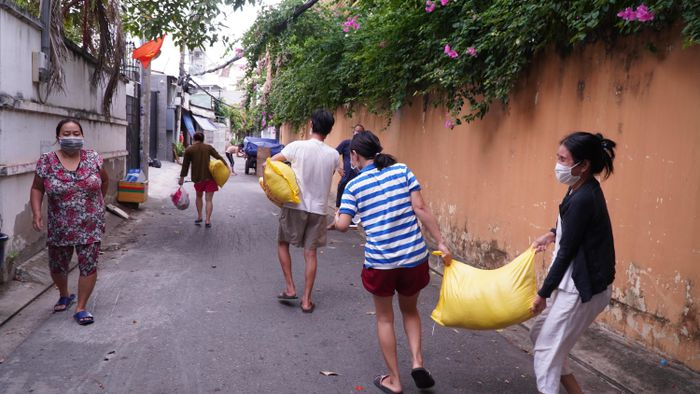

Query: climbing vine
[240,0,699,129]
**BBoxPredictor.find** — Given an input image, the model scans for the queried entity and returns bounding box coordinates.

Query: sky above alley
[149,0,281,86]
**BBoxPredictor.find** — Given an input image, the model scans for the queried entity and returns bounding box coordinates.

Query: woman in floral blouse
[30,118,108,326]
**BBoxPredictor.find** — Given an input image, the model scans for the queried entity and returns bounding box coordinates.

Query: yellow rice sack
[209,159,229,187]
[260,158,301,205]
[431,248,537,330]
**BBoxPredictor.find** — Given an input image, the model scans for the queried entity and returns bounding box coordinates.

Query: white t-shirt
[550,214,578,293]
[280,138,339,215]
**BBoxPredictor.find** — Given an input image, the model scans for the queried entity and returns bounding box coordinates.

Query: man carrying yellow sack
[269,109,339,313]
[179,132,228,228]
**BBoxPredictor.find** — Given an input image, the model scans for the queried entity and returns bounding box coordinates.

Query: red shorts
[361,261,430,297]
[194,179,219,193]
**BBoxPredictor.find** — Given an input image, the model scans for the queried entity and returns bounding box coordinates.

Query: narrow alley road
[0,162,616,393]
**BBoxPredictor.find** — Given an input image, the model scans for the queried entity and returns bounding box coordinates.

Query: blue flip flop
[54,294,76,312]
[73,310,94,326]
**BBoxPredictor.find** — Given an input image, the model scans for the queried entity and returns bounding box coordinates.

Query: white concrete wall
[211,127,227,155]
[0,3,127,281]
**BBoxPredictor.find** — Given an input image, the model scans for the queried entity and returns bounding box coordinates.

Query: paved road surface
[0,162,617,393]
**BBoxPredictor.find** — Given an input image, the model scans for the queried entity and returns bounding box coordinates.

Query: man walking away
[270,109,339,313]
[179,132,228,228]
[329,123,364,229]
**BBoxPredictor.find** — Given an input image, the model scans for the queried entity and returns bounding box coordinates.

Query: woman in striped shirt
[335,131,451,394]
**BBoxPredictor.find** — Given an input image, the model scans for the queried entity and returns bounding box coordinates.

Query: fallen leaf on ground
[366,311,376,315]
[320,371,339,376]
[354,385,365,391]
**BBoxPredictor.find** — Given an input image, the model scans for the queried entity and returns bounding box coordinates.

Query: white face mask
[554,162,580,185]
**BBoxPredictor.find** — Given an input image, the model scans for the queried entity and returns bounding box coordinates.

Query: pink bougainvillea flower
[444,44,459,58]
[425,1,436,13]
[616,7,637,21]
[443,44,458,58]
[466,46,477,57]
[444,118,454,129]
[444,44,460,58]
[635,4,655,22]
[440,0,449,6]
[342,16,360,32]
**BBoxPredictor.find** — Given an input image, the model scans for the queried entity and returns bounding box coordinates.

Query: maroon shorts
[361,261,430,297]
[194,179,218,193]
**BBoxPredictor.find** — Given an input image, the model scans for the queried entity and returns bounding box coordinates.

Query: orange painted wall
[280,27,700,370]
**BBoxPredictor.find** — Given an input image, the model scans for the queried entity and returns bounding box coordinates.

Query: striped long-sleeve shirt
[339,162,428,269]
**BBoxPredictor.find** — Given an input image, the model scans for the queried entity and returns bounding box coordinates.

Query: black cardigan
[538,178,616,303]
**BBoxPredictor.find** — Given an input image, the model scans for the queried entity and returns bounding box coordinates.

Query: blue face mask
[59,137,84,153]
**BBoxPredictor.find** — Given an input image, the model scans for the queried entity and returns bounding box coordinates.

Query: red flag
[132,36,165,68]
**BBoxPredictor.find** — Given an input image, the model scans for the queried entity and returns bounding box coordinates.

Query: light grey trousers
[530,286,612,394]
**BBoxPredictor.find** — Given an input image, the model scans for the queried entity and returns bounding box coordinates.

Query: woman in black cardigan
[529,131,617,394]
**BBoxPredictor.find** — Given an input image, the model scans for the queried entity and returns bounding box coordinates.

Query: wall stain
[576,80,586,101]
[433,204,509,270]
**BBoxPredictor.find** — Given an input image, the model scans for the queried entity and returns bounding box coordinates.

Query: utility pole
[140,62,151,178]
[175,46,186,149]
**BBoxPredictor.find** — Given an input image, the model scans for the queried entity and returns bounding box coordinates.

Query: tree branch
[191,54,243,76]
[190,0,320,77]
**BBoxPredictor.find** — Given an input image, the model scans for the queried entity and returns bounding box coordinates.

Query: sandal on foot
[205,223,212,228]
[53,294,76,312]
[373,375,402,394]
[194,219,203,226]
[410,367,435,389]
[300,302,315,313]
[73,310,94,326]
[277,292,298,300]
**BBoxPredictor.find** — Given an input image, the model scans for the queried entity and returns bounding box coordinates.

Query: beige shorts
[278,207,328,249]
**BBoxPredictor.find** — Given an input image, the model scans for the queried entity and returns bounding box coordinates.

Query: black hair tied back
[561,131,617,180]
[351,130,397,171]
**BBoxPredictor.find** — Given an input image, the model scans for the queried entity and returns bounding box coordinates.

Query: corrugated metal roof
[192,115,217,131]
